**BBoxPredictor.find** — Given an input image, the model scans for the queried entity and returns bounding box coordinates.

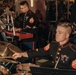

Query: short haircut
[57,22,73,34]
[20,1,29,7]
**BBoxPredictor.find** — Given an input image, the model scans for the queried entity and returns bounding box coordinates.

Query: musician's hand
[12,52,28,59]
[26,25,31,28]
[12,53,22,59]
[16,28,22,32]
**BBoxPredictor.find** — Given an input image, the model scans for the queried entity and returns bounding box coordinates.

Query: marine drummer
[12,22,76,69]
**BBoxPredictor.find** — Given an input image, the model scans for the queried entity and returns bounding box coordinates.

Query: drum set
[0,41,39,75]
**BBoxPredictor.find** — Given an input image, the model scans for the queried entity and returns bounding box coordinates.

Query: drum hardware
[0,18,8,42]
[0,7,16,42]
[5,62,10,67]
[0,58,20,75]
[10,12,15,37]
[0,41,22,74]
[1,31,8,42]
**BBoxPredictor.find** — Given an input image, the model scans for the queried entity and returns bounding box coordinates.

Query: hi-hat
[0,41,22,58]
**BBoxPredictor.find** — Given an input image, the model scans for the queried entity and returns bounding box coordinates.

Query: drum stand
[1,62,14,75]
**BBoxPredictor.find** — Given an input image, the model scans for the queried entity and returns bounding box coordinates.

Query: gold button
[58,48,61,51]
[57,52,60,55]
[36,49,38,51]
[56,56,58,59]
[50,55,52,56]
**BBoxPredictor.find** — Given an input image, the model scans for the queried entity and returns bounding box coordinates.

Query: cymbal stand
[0,8,9,42]
[11,13,15,36]
[9,63,15,70]
[11,12,16,42]
[0,8,10,42]
[5,62,10,67]
[6,8,10,31]
[1,31,8,42]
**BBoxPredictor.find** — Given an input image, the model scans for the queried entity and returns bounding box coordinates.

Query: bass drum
[0,64,11,75]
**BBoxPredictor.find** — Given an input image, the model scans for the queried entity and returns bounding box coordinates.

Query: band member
[10,1,37,32]
[12,22,76,69]
[10,1,38,45]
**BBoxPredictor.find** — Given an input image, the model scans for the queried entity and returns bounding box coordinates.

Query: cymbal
[0,41,22,57]
[0,58,18,64]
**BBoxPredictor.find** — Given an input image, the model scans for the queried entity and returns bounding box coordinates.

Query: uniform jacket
[27,41,76,69]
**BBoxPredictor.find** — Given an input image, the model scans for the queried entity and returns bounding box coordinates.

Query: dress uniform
[13,10,38,63]
[27,41,76,69]
[14,10,37,30]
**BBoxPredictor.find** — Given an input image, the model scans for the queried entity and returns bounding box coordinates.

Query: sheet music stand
[30,67,76,75]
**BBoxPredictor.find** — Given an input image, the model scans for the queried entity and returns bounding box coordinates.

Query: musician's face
[55,26,69,43]
[20,5,29,13]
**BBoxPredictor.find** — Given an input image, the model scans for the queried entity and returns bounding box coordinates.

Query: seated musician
[10,1,37,32]
[10,1,38,50]
[10,1,38,63]
[12,22,76,69]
